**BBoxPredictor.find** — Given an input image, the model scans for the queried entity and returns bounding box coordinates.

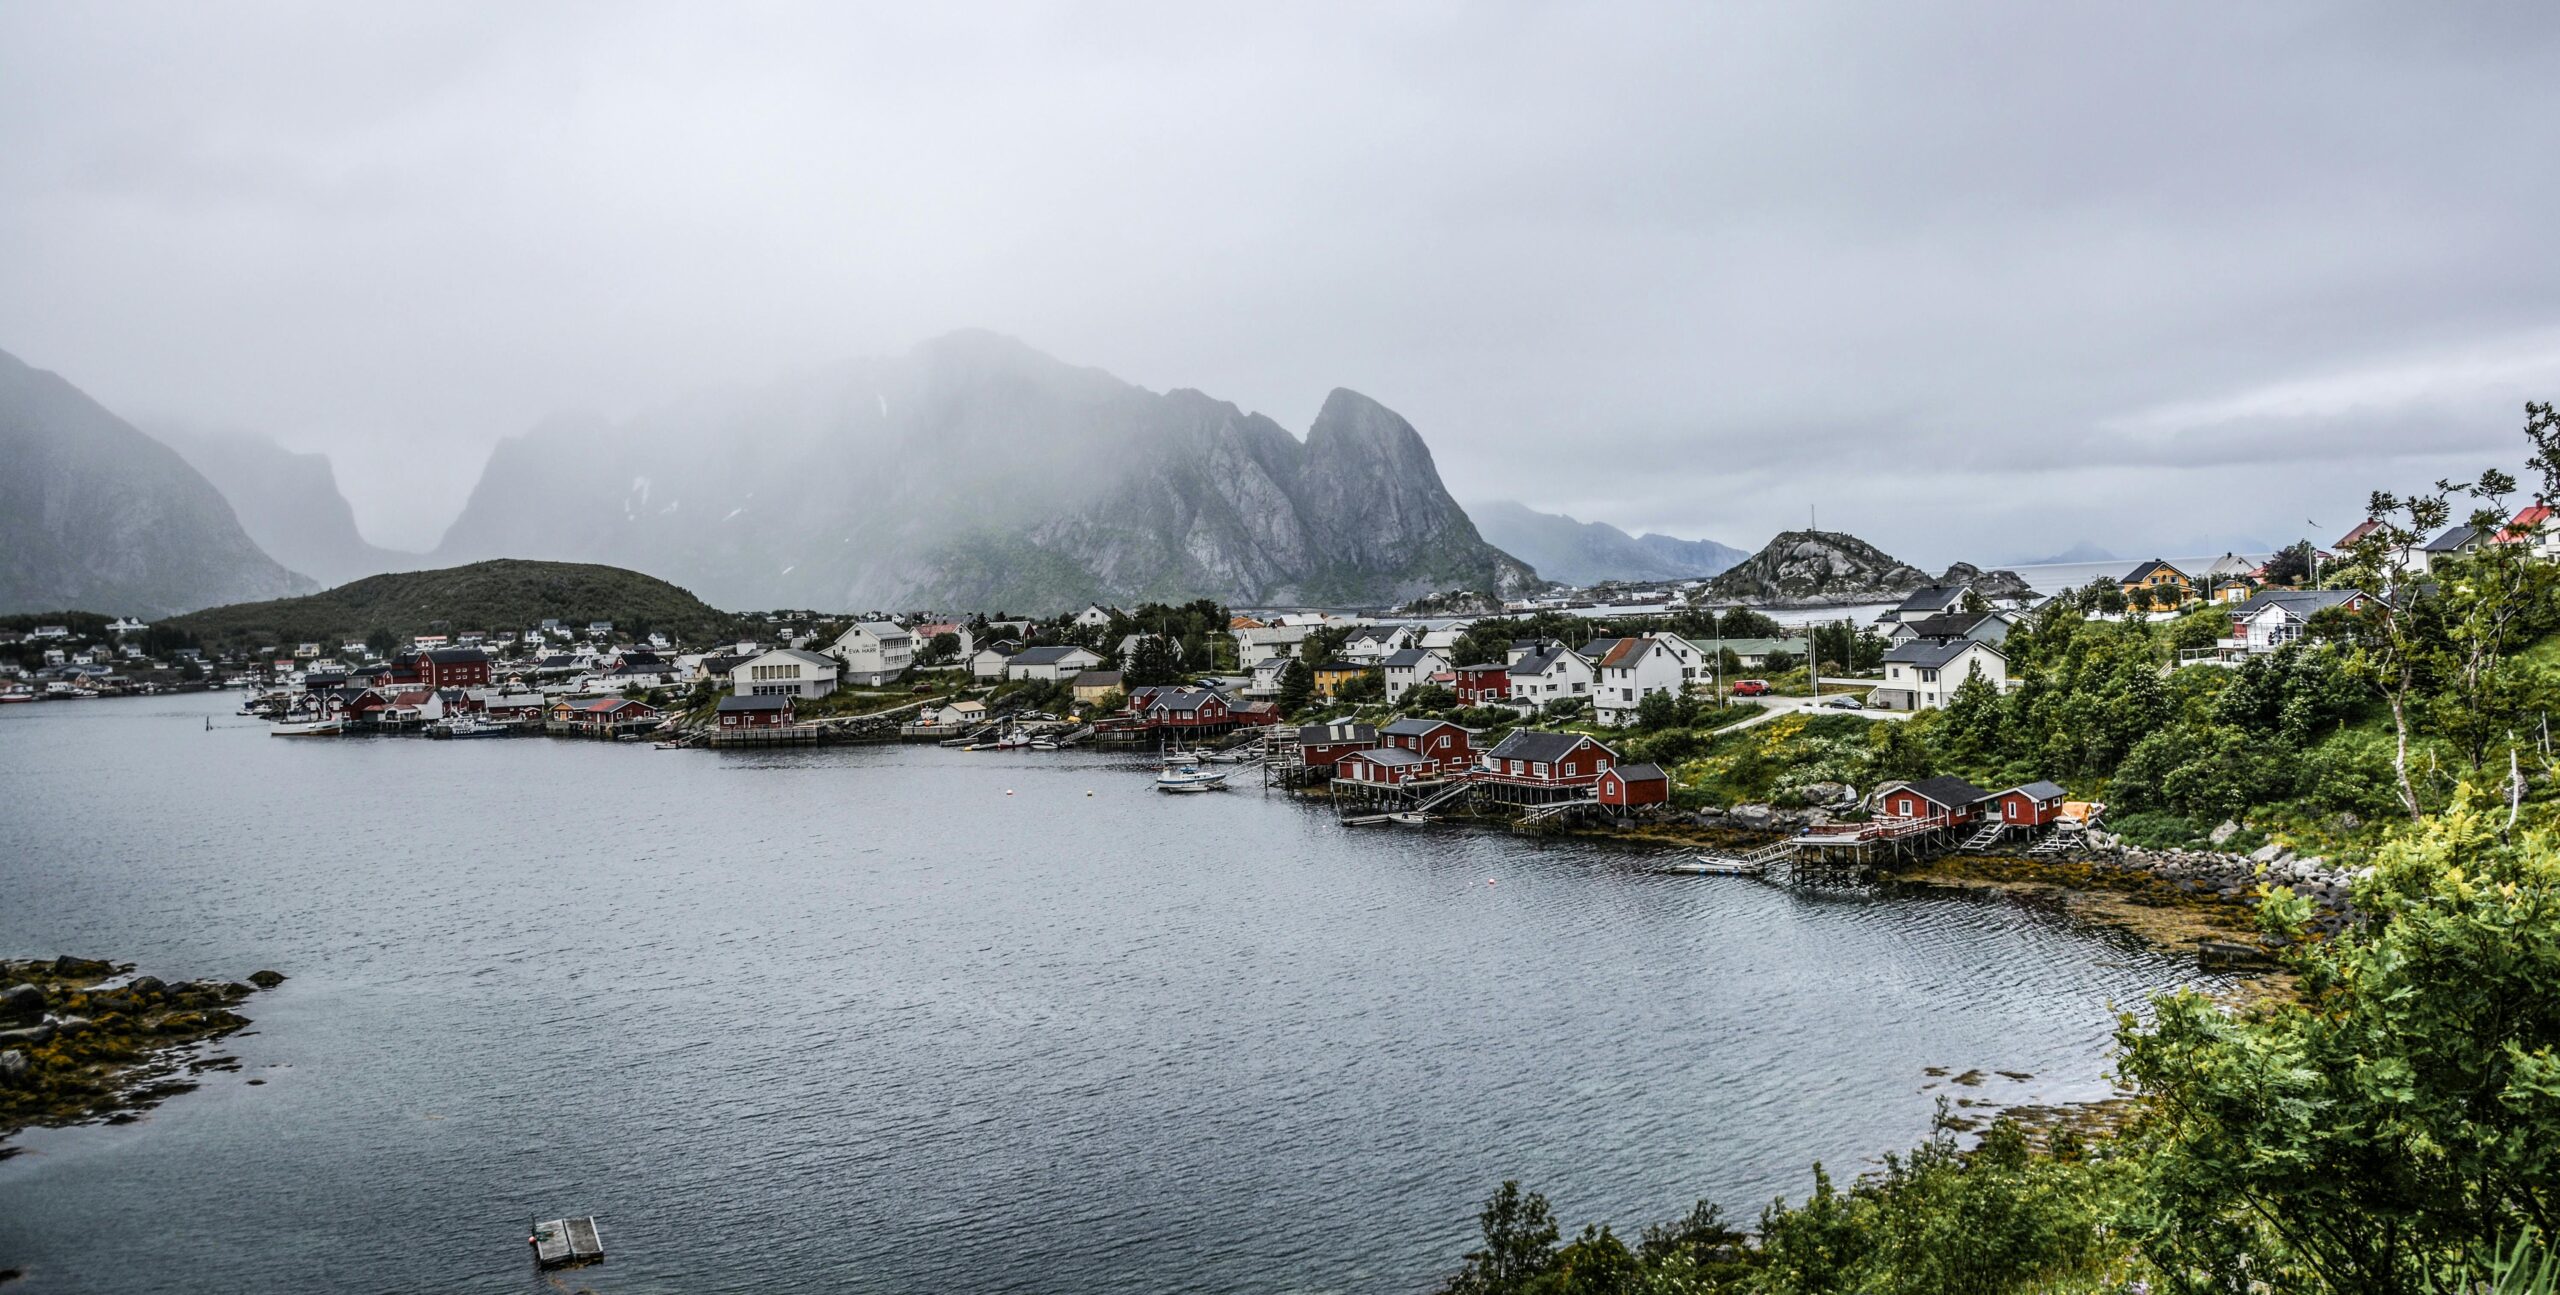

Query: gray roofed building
[1294,720,1376,746]
[1885,585,1969,619]
[1380,716,1465,738]
[1883,638,2004,669]
[1483,729,1605,764]
[2425,524,2482,553]
[2003,779,2067,801]
[717,694,793,714]
[1894,775,1991,810]
[1345,746,1428,768]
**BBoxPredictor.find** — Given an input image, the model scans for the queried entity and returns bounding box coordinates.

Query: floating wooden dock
[531,1216,604,1268]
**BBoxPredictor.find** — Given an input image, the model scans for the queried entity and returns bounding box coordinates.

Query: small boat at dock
[436,717,508,739]
[1155,765,1231,793]
[1660,855,1768,876]
[269,719,345,737]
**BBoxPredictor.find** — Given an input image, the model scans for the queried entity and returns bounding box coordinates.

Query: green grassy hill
[168,559,745,650]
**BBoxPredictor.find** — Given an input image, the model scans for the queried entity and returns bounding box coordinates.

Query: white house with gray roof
[1006,644,1105,681]
[829,621,915,686]
[1871,639,2007,711]
[1379,647,1449,703]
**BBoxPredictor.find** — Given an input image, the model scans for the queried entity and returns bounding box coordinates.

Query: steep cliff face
[434,332,1533,610]
[1703,530,1933,604]
[0,348,311,616]
[1467,500,1745,586]
[152,426,424,587]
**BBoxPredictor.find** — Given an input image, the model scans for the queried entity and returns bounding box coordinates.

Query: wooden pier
[531,1215,604,1268]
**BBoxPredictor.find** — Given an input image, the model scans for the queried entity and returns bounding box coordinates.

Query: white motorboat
[1661,855,1768,877]
[1155,765,1231,793]
[269,719,345,737]
[439,717,508,739]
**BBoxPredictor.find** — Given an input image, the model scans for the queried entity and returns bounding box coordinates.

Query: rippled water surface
[0,694,2210,1293]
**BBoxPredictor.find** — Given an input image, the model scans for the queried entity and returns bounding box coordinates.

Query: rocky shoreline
[1,956,282,1159]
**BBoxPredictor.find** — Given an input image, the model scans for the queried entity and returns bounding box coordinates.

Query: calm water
[0,693,2212,1293]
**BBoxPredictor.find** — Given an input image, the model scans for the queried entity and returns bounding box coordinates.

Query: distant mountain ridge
[432,331,1536,611]
[1466,500,1746,586]
[153,425,425,587]
[2024,540,2119,565]
[168,559,743,650]
[0,347,312,617]
[1704,530,2032,606]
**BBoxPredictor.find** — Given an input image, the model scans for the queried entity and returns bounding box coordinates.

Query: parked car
[1822,693,1864,709]
[1731,679,1771,697]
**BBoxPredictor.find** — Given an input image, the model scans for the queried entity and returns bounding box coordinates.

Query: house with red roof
[2499,502,2560,560]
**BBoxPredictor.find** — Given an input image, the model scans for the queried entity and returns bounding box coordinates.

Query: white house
[106,616,148,635]
[1338,624,1419,665]
[1242,656,1293,698]
[830,621,915,686]
[1073,604,1119,629]
[1007,644,1105,681]
[1379,647,1450,703]
[1507,644,1596,707]
[1871,640,2008,711]
[1876,584,1971,627]
[970,644,1018,681]
[731,647,841,698]
[1232,625,1314,667]
[926,699,988,728]
[1883,612,2011,649]
[2221,589,2367,657]
[1589,635,1695,726]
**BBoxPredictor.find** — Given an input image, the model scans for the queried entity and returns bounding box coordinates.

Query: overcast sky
[5,2,2558,564]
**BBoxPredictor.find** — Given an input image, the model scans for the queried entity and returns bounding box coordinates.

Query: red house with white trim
[1378,717,1472,771]
[1878,776,1990,826]
[1293,721,1377,774]
[1596,762,1670,808]
[717,694,796,729]
[419,647,493,689]
[1451,663,1511,706]
[1478,730,1616,787]
[1336,747,1431,786]
[1988,780,2067,828]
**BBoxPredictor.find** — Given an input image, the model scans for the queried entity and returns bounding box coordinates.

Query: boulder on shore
[0,984,42,1023]
[2208,820,2241,847]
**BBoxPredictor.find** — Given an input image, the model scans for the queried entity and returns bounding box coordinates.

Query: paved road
[1724,693,1916,730]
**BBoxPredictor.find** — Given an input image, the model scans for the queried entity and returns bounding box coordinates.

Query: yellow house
[2119,559,2194,607]
[1070,670,1124,707]
[1312,663,1373,700]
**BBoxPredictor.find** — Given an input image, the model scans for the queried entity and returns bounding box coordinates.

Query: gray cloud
[3,2,2556,559]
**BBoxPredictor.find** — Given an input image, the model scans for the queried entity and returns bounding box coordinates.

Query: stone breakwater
[1,956,283,1156]
[2076,830,2362,931]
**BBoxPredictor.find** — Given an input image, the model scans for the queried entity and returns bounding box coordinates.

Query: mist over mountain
[153,426,424,588]
[1467,500,1745,586]
[432,331,1535,611]
[0,347,312,616]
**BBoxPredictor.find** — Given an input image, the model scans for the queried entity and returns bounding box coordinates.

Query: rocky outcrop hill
[1703,530,1932,605]
[0,348,312,616]
[1703,532,2036,607]
[432,331,1536,612]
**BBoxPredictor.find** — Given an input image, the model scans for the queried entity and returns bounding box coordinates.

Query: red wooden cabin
[1988,780,2067,828]
[1595,762,1670,808]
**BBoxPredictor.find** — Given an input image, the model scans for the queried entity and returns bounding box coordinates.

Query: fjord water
[0,694,2211,1293]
